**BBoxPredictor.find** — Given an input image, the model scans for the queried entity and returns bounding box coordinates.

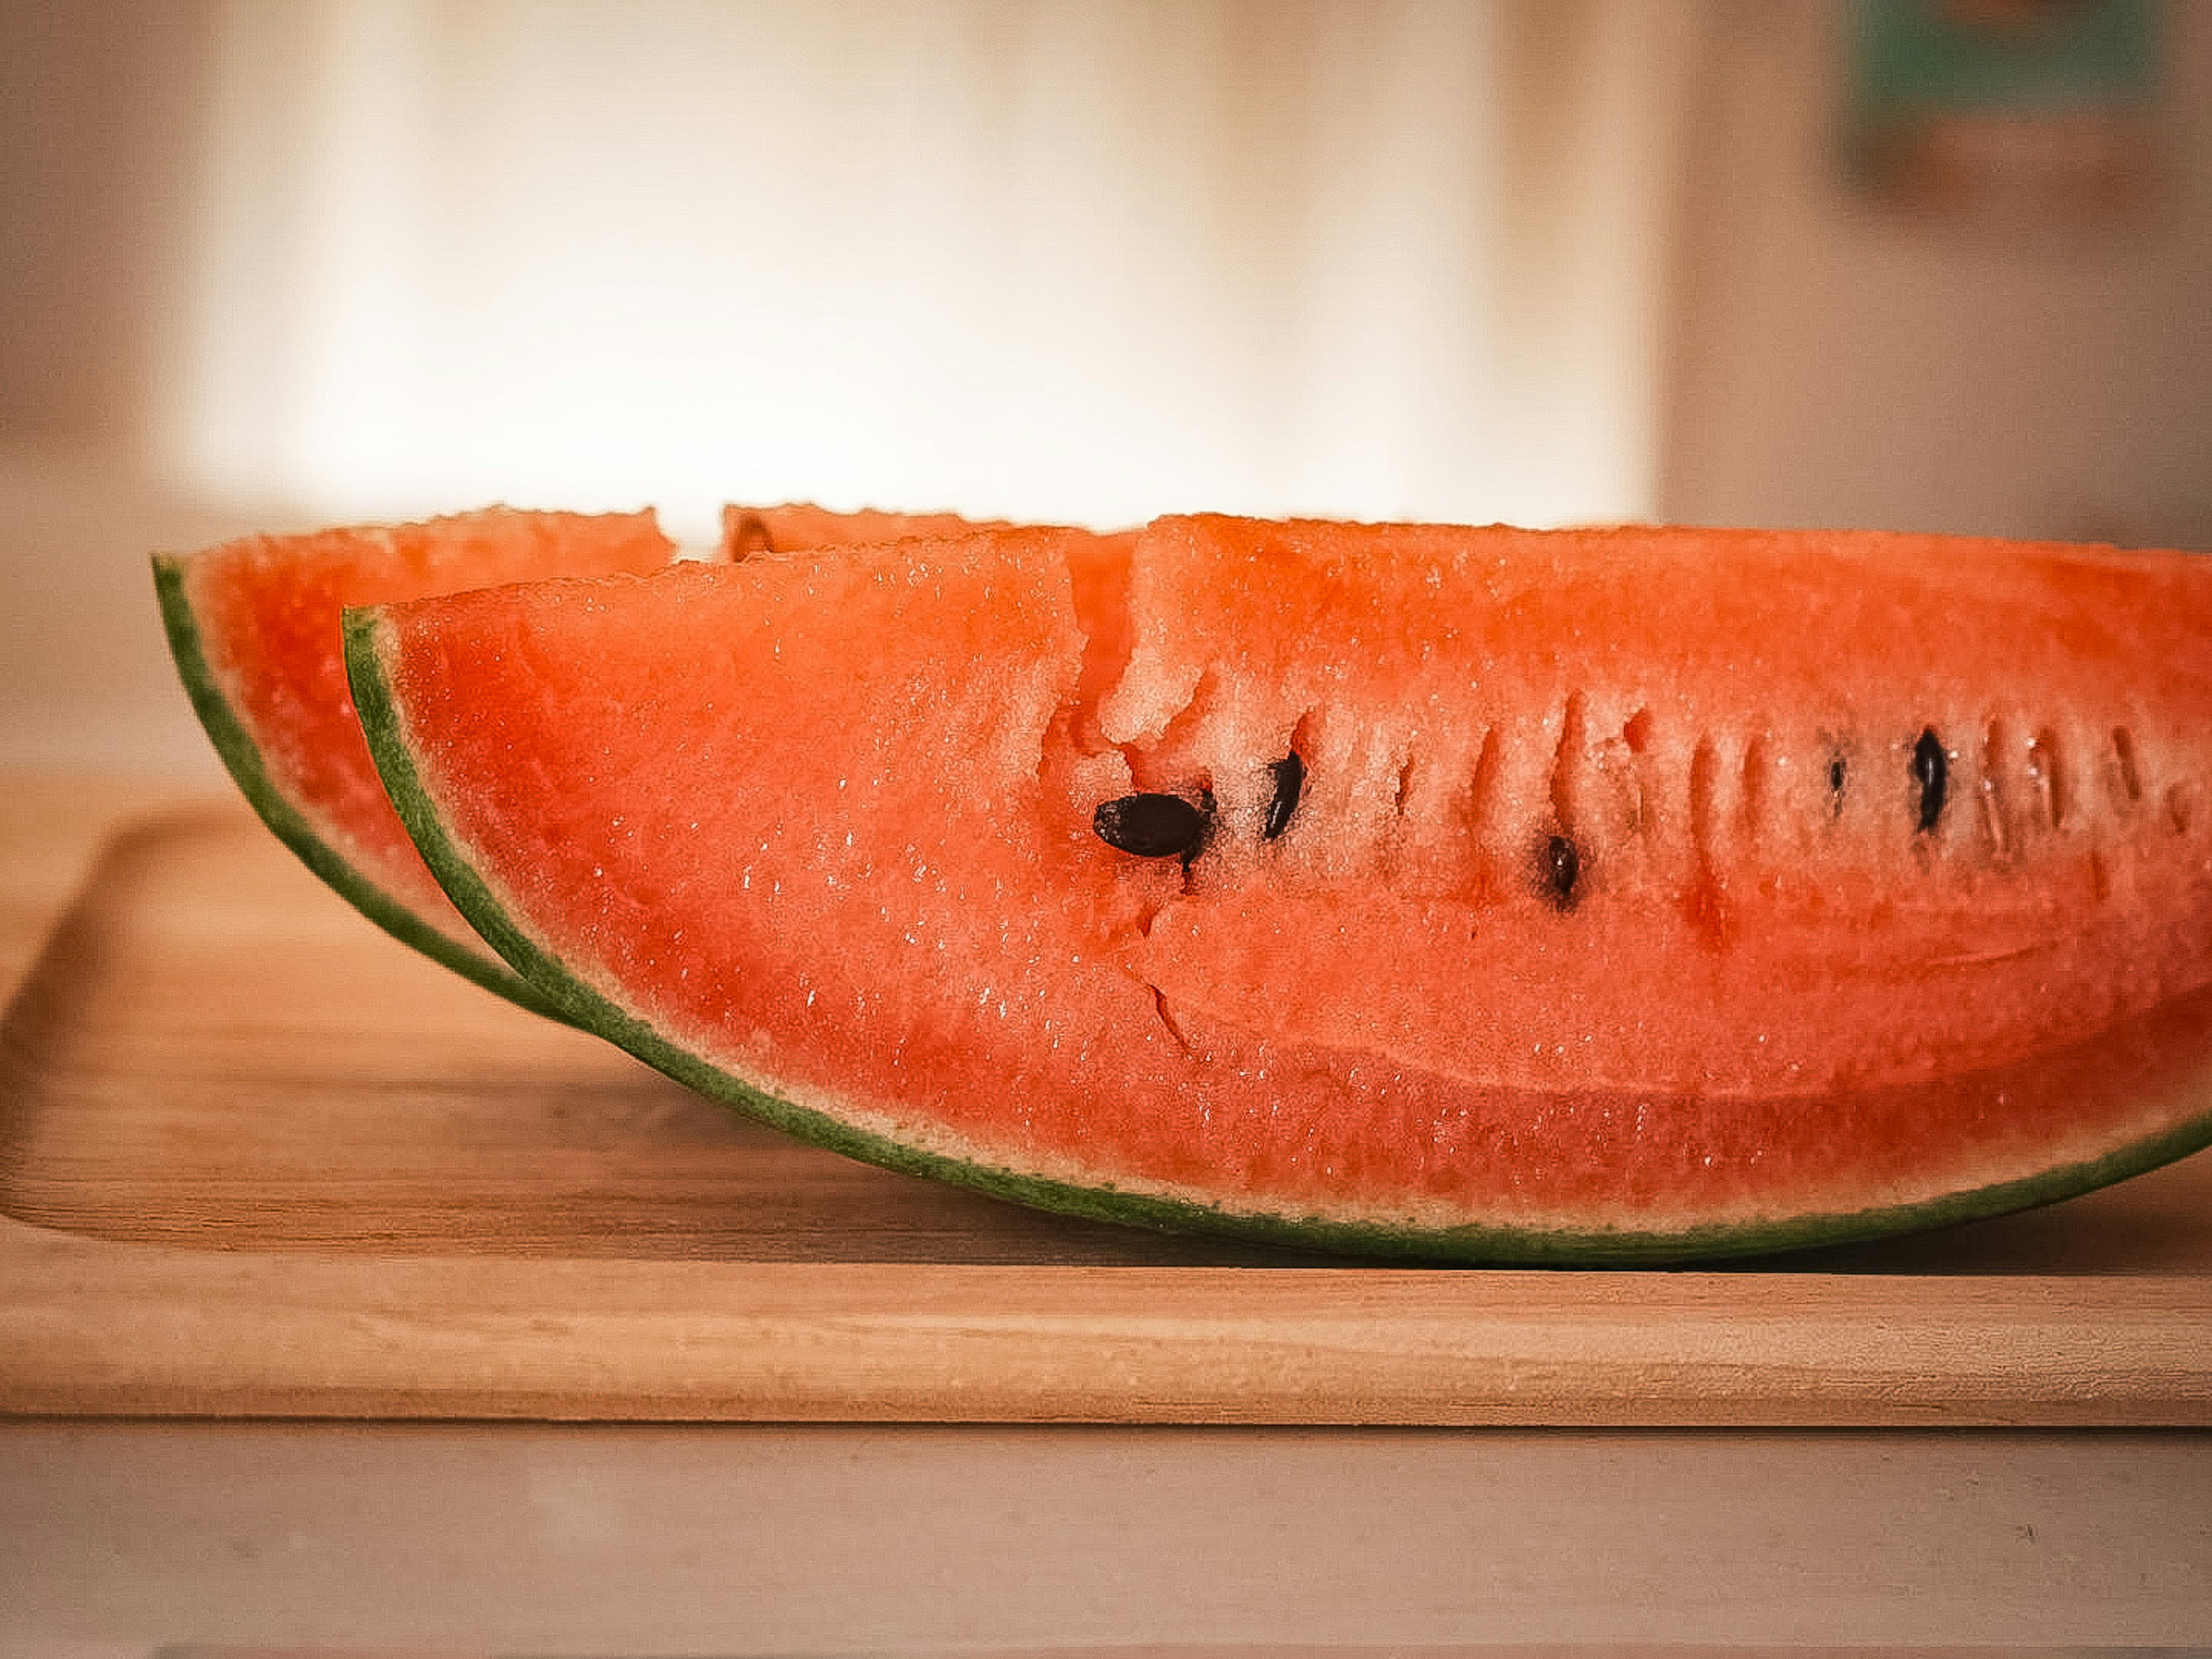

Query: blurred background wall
[3,0,2208,775]
[1663,1,2212,548]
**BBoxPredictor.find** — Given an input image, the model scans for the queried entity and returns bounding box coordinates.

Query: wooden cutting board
[3,777,2209,1424]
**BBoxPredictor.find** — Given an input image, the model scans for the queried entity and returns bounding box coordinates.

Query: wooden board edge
[3,1214,2208,1426]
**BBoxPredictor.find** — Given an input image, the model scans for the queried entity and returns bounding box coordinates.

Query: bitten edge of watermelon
[339,599,2212,1265]
[153,551,570,1019]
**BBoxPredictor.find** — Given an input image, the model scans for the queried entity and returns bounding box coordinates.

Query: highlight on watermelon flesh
[344,515,2212,1262]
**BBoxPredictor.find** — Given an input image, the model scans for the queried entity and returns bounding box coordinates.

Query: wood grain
[2,776,2210,1424]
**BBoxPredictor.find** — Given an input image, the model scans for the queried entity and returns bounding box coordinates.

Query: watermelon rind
[154,553,570,1020]
[343,607,2212,1264]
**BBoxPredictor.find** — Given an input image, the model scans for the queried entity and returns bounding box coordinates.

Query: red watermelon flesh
[721,503,1016,560]
[345,516,2212,1259]
[157,508,681,1009]
[155,503,999,1014]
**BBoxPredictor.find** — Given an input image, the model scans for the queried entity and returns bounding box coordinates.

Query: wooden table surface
[3,770,2209,1652]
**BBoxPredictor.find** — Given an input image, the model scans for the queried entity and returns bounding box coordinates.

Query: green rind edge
[344,606,2212,1265]
[152,553,571,1022]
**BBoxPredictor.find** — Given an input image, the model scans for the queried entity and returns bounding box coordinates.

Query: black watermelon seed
[1094,793,1210,859]
[1263,752,1305,840]
[1542,834,1581,907]
[1828,754,1847,813]
[1912,728,1948,833]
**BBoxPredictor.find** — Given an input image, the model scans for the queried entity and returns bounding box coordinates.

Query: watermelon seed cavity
[1188,788,1218,869]
[1543,834,1582,907]
[2032,726,2070,828]
[2113,726,2144,802]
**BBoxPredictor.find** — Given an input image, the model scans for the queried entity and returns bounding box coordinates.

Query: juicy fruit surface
[721,503,1013,559]
[1112,520,2212,1097]
[351,517,2212,1258]
[157,508,677,1000]
[157,502,973,1009]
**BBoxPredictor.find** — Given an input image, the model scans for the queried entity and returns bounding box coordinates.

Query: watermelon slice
[154,503,1002,1016]
[157,508,685,1012]
[343,516,2212,1260]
